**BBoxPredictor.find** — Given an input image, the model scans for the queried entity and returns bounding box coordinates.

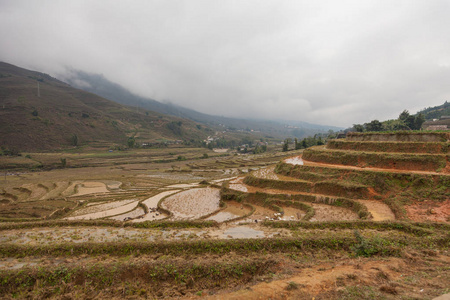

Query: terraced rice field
[0,135,449,299]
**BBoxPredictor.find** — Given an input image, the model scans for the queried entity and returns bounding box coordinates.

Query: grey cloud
[1,0,449,127]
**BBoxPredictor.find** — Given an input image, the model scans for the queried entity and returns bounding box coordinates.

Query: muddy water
[162,188,221,220]
[211,177,238,184]
[131,190,179,222]
[229,177,248,192]
[283,207,306,220]
[310,203,358,222]
[357,200,395,221]
[206,211,239,222]
[0,225,286,247]
[109,207,145,221]
[246,204,274,221]
[222,226,265,239]
[285,156,304,165]
[166,183,200,189]
[66,199,139,220]
[206,201,249,222]
[253,167,280,180]
[69,199,136,216]
[105,181,122,190]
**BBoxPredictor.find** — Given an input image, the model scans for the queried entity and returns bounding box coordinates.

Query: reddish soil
[302,157,449,175]
[406,200,450,222]
[188,254,450,300]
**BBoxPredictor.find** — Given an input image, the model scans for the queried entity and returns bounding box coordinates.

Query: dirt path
[196,255,450,300]
[289,155,450,176]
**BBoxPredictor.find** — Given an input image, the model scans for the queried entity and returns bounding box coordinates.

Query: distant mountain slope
[416,101,450,120]
[61,69,341,138]
[0,62,208,151]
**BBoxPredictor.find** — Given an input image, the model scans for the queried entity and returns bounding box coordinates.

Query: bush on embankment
[220,187,371,220]
[327,140,450,154]
[275,162,450,200]
[0,257,278,297]
[302,147,448,172]
[0,219,218,231]
[243,175,371,200]
[346,131,450,142]
[261,220,448,237]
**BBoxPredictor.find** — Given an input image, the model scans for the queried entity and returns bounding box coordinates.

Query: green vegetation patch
[275,162,450,201]
[327,140,450,154]
[261,220,443,237]
[221,188,371,220]
[0,257,278,297]
[0,219,218,231]
[302,147,447,172]
[346,131,450,143]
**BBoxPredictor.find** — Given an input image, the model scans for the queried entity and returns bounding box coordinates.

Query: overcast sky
[1,1,449,127]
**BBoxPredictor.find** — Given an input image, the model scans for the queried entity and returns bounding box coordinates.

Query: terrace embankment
[263,132,450,223]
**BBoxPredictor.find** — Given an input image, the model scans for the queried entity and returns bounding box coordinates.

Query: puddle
[162,188,221,220]
[284,157,303,165]
[222,226,265,239]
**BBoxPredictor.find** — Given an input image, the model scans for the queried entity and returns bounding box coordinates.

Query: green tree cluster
[353,110,425,132]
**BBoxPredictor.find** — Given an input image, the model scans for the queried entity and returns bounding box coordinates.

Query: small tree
[127,137,135,148]
[282,139,289,152]
[353,124,364,132]
[71,134,78,146]
[294,138,301,150]
[413,113,425,130]
[60,158,67,168]
[365,120,383,132]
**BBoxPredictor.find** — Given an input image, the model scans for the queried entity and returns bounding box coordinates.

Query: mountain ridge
[0,62,208,151]
[61,69,341,137]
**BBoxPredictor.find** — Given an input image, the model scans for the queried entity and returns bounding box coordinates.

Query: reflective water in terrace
[284,157,304,165]
[162,188,221,220]
[222,226,265,239]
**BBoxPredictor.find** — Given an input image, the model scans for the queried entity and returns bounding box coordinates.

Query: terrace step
[345,131,450,142]
[302,147,449,173]
[327,140,450,154]
[226,177,378,220]
[243,174,373,200]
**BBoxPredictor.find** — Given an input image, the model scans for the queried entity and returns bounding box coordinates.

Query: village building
[422,116,450,131]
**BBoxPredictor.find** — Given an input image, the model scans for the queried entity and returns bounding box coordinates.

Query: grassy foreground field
[0,142,449,299]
